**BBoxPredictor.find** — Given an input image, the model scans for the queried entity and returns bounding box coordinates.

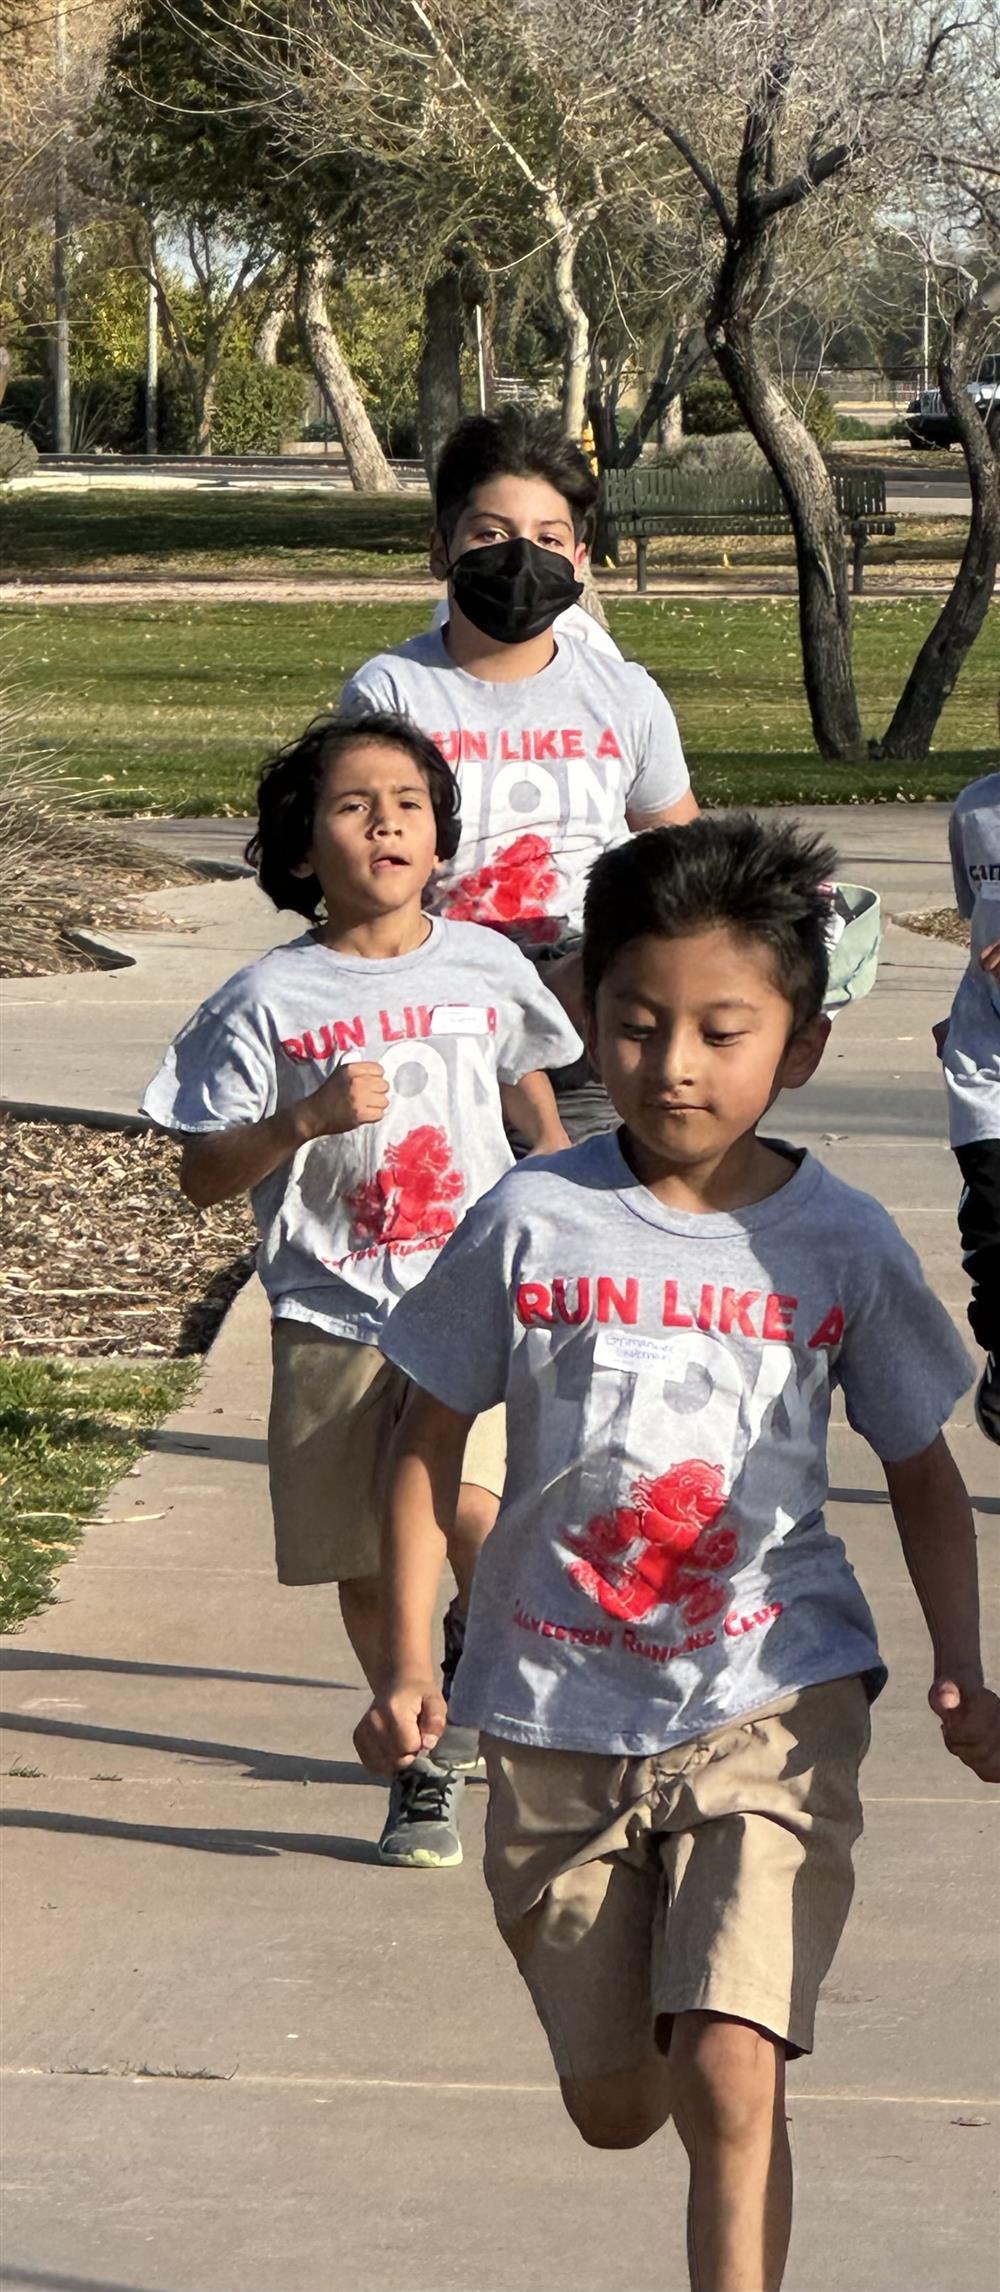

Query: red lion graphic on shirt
[445,832,561,939]
[345,1126,465,1248]
[567,1459,737,1627]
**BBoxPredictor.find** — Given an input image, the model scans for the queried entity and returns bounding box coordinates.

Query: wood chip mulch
[895,908,969,946]
[1,1117,257,1358]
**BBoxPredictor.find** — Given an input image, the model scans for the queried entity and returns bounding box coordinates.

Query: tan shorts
[482,1674,871,2077]
[268,1320,506,1585]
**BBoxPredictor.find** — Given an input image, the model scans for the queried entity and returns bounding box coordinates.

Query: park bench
[602,465,895,595]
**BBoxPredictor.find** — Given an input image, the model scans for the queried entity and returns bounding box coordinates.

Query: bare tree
[877,17,1000,757]
[1,0,117,437]
[540,0,996,763]
[199,0,666,441]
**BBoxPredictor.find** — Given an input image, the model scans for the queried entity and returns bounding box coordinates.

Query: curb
[0,1099,153,1134]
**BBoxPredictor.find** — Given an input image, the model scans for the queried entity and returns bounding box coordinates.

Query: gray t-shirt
[943,771,1000,1147]
[342,628,690,947]
[382,1132,972,1754]
[142,920,582,1343]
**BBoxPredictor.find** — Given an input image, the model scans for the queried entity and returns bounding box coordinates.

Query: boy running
[143,711,581,1867]
[343,408,698,1133]
[357,815,998,2289]
[938,747,1000,1446]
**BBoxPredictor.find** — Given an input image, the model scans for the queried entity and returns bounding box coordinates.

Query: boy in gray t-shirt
[939,751,1000,1444]
[342,406,698,1141]
[357,815,998,2292]
[144,710,581,1870]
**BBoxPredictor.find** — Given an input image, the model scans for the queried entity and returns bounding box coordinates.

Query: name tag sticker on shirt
[429,1004,491,1036]
[978,882,1000,900]
[593,1329,673,1373]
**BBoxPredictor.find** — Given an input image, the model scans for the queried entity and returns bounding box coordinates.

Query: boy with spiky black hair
[358,813,997,2289]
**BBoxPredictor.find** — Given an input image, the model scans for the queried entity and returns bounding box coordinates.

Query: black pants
[955,1140,1000,1355]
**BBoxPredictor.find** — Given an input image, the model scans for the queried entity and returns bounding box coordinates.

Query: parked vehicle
[905,353,1000,448]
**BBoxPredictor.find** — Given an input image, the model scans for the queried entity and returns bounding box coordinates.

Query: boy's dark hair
[583,815,838,1026]
[434,409,599,548]
[245,711,461,920]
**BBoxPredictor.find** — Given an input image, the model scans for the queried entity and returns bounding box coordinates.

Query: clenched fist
[299,1060,390,1140]
[929,1679,1000,1784]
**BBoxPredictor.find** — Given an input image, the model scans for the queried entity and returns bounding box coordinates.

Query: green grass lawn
[0,1356,197,1633]
[3,595,996,812]
[2,487,434,580]
[0,483,969,579]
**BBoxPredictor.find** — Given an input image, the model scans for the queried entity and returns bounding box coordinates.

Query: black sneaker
[377,1756,464,1868]
[974,1354,1000,1447]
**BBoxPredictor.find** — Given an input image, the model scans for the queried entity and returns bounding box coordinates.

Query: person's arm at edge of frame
[499,1068,571,1154]
[884,1431,1000,1783]
[625,787,700,833]
[354,1388,473,1775]
[177,1062,390,1207]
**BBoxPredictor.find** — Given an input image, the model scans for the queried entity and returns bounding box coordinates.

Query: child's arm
[499,1069,571,1154]
[178,1062,389,1207]
[884,1432,1000,1783]
[354,1389,471,1774]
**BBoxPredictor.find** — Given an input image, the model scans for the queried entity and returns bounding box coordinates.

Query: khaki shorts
[482,1674,871,2077]
[268,1320,506,1585]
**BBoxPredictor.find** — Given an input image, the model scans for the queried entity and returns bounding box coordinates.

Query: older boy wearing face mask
[342,410,698,1136]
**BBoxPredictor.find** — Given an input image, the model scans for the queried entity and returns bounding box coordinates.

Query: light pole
[145,221,159,457]
[921,260,930,396]
[53,0,71,452]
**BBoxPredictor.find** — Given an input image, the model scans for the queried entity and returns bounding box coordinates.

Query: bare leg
[338,1571,383,1690]
[669,2013,792,2292]
[446,1481,499,1613]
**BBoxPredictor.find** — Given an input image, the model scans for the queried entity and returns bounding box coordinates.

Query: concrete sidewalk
[1,811,998,2292]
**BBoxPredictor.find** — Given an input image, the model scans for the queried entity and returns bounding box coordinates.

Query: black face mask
[448,536,584,644]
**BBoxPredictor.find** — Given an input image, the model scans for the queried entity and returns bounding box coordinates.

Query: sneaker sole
[377,1841,464,1868]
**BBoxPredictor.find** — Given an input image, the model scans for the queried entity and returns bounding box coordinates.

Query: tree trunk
[878,296,1000,760]
[194,374,215,456]
[254,279,292,366]
[416,267,465,485]
[659,395,683,450]
[620,325,708,470]
[547,198,589,440]
[295,248,400,493]
[709,249,864,761]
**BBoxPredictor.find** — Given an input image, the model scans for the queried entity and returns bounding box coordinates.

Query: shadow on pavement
[146,1429,267,1466]
[0,1649,351,1691]
[0,1712,377,1788]
[830,1483,999,1515]
[0,2272,160,2292]
[0,1808,379,1863]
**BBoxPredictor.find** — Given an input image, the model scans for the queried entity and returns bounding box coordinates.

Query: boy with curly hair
[144,711,581,1867]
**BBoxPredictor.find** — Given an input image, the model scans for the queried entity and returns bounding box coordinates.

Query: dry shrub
[0,713,198,976]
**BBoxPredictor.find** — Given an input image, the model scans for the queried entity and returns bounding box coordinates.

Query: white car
[905,352,1000,448]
